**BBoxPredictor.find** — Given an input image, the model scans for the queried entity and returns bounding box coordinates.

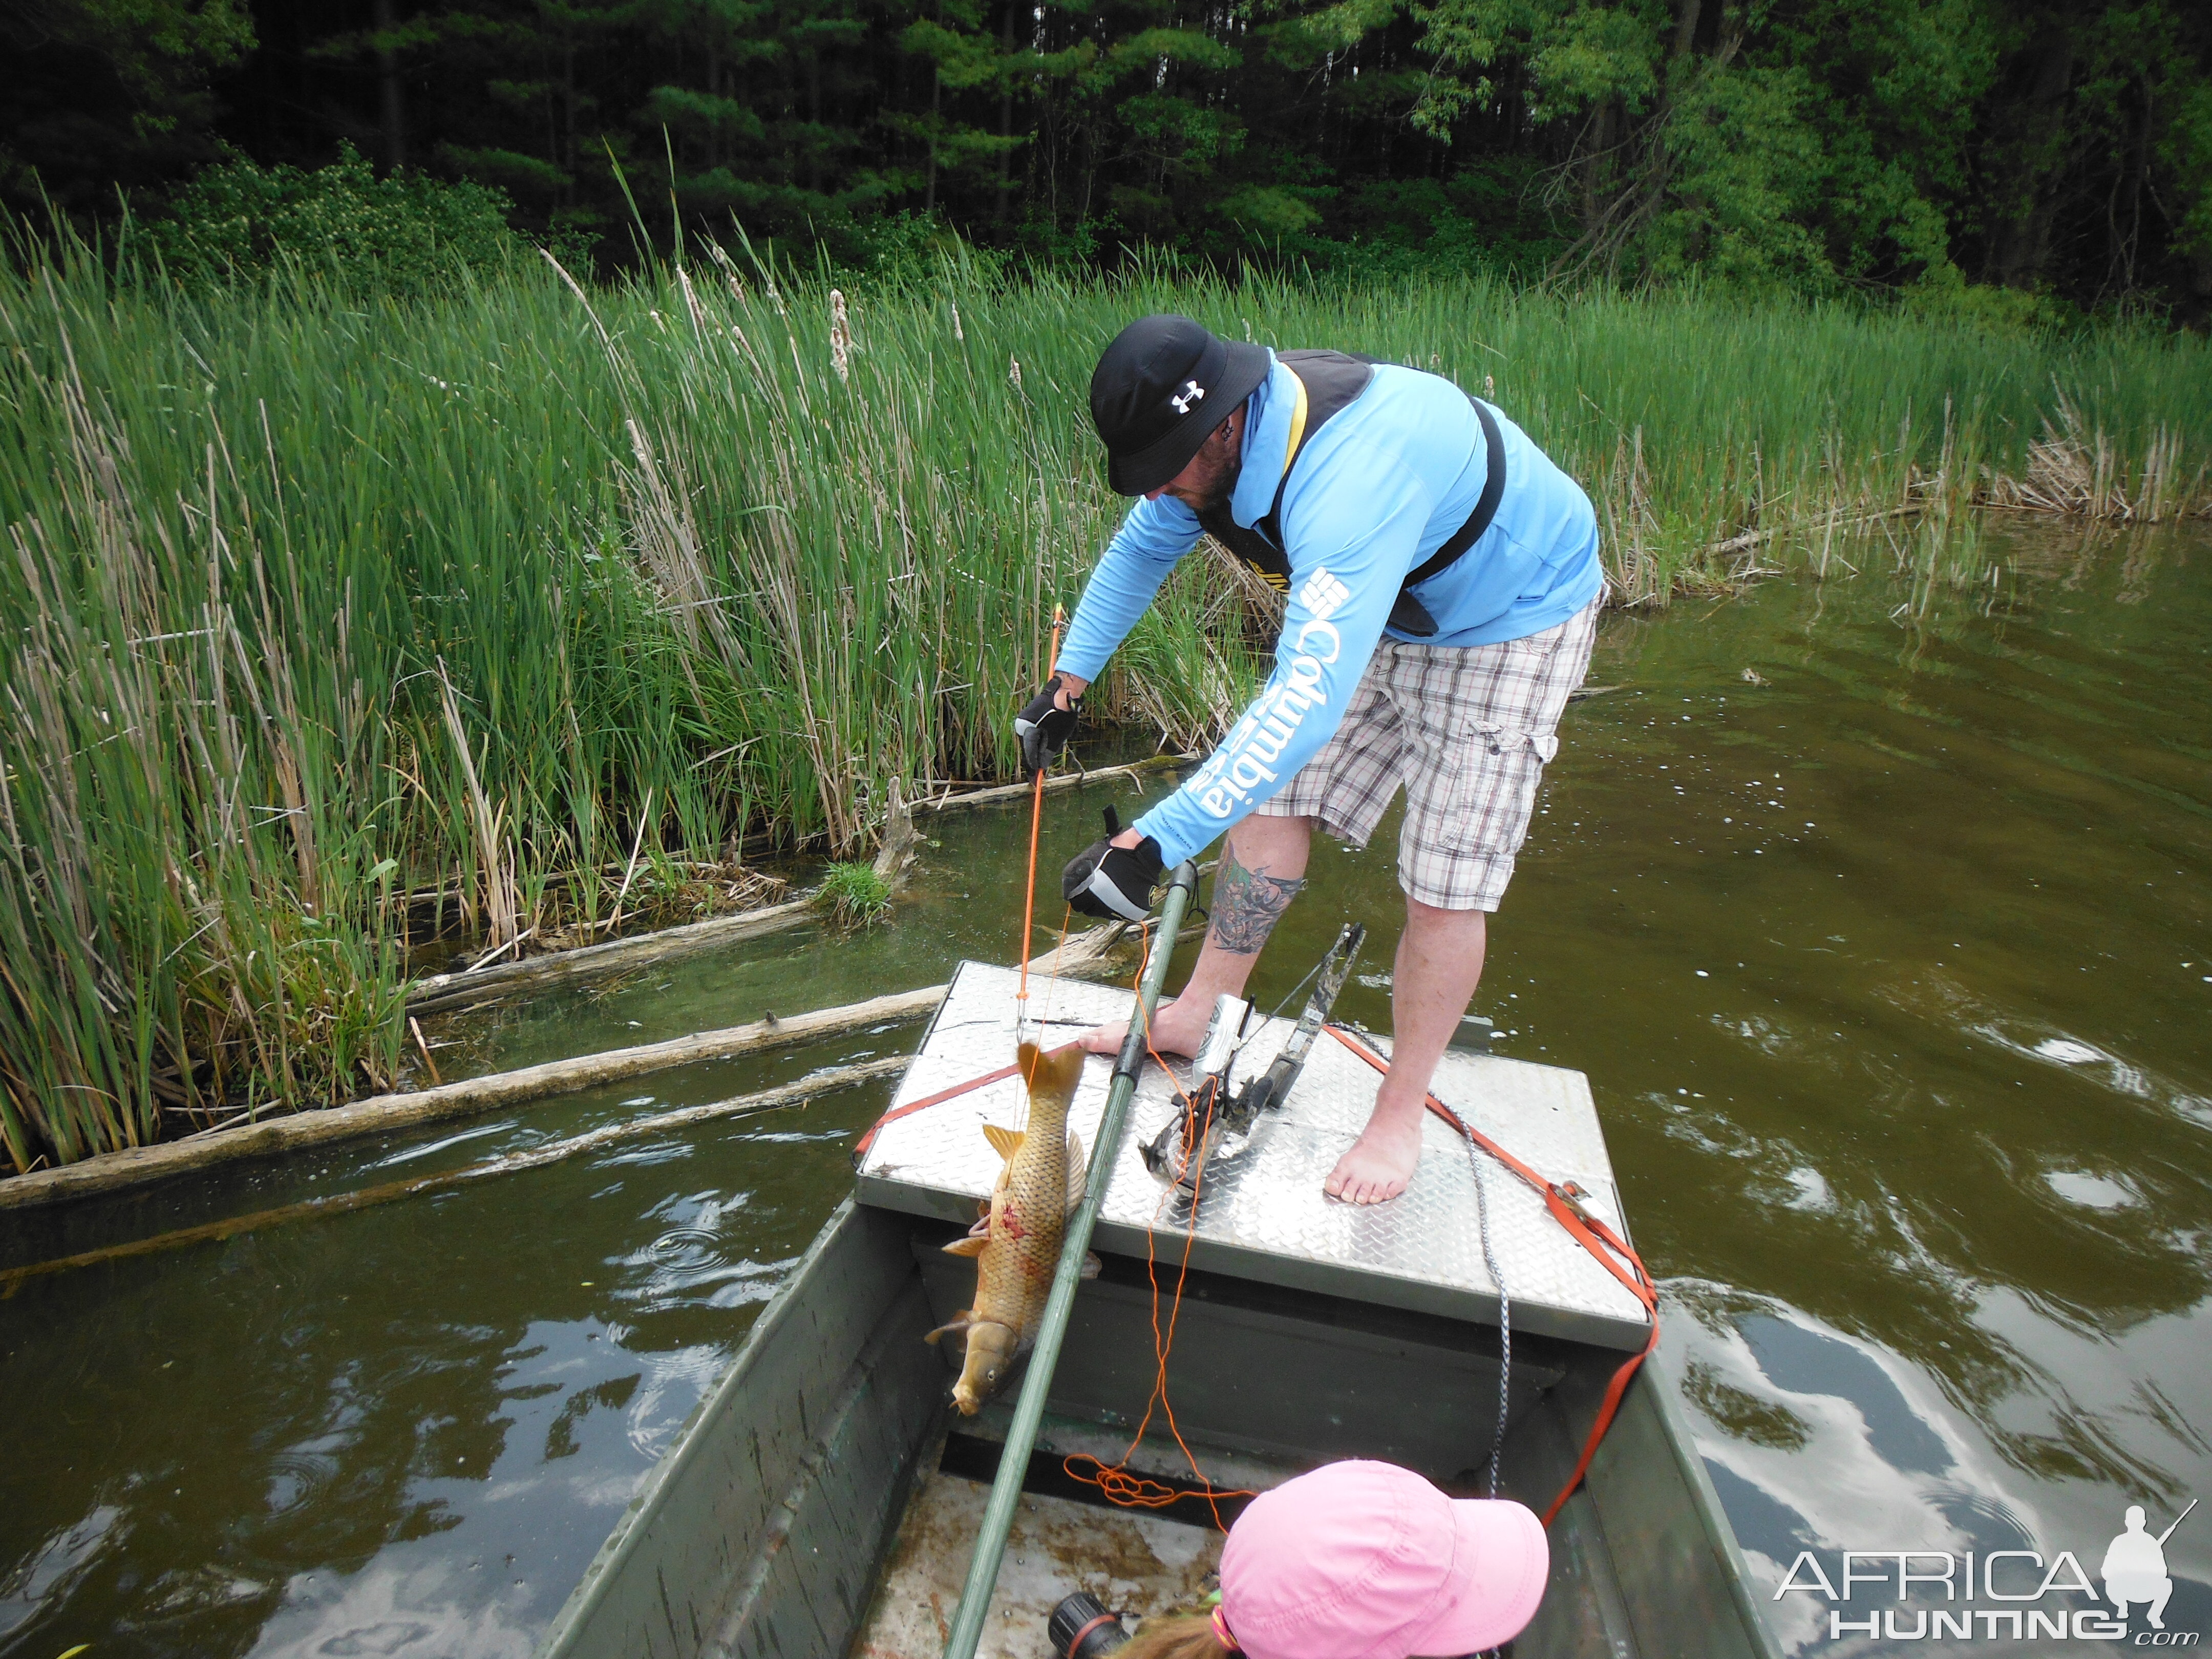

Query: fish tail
[1018,1040,1084,1129]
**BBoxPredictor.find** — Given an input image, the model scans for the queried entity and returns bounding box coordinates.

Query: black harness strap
[1196,353,1506,640]
[1396,396,1506,632]
[1195,350,1369,595]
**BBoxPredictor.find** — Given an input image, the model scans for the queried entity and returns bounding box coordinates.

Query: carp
[925,1040,1091,1414]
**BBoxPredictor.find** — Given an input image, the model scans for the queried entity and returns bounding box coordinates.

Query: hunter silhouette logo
[2104,1500,2195,1630]
[1170,379,1205,415]
[1778,1494,2202,1643]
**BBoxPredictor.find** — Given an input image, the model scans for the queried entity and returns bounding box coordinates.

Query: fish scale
[924,1040,1087,1414]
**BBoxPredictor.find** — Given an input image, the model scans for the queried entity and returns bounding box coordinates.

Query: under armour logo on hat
[1089,314,1272,496]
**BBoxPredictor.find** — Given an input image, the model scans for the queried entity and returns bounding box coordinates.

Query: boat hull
[535,1198,1778,1659]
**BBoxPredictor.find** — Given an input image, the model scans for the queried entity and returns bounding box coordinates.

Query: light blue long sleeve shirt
[1057,352,1602,867]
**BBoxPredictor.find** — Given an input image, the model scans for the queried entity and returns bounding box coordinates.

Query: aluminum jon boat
[533,957,1780,1659]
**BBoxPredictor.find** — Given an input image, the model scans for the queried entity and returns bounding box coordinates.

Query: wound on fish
[927,1037,1087,1414]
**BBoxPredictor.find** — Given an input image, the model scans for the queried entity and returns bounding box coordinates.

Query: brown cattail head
[829,290,852,384]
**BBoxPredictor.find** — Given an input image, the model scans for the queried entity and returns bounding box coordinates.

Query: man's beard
[1173,447,1242,513]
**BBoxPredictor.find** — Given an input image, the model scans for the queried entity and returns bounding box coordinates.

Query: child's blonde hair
[1119,1612,1235,1659]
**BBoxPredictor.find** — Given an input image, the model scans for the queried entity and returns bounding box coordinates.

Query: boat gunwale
[532,1195,903,1657]
[1638,1341,1785,1658]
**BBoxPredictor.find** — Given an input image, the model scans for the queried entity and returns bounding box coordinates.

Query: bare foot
[1078,994,1213,1058]
[1325,1094,1426,1204]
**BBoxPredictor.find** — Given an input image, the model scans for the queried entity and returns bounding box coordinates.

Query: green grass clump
[2,227,2207,1172]
[817,863,893,927]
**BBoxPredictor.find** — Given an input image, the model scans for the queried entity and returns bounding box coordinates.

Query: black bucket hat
[1089,314,1272,496]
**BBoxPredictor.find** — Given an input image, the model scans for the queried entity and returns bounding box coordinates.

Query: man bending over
[1015,315,1602,1205]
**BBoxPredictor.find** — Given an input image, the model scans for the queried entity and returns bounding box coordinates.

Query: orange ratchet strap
[1321,1023,1661,1528]
[850,1039,1084,1161]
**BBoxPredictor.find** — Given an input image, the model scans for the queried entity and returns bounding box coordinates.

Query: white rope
[1467,1122,1512,1502]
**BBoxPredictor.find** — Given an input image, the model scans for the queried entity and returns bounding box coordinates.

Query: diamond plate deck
[856,962,1651,1352]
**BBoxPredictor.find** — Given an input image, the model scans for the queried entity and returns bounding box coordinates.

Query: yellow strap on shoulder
[1280,366,1310,486]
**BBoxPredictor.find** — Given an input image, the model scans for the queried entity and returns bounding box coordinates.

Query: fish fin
[923,1311,973,1347]
[1081,1252,1102,1280]
[982,1123,1024,1161]
[941,1234,987,1258]
[963,1213,990,1238]
[1066,1130,1087,1205]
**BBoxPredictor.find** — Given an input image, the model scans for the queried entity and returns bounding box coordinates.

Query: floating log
[0,923,1139,1214]
[0,1058,913,1289]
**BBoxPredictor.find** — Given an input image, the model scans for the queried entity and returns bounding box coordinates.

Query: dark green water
[3,522,2207,1657]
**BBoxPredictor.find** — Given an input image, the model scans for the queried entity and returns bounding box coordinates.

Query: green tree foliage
[143,142,537,292]
[3,0,255,216]
[2,0,2208,315]
[1411,0,2210,311]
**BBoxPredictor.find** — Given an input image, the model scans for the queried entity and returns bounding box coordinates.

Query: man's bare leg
[1078,814,1313,1056]
[1325,899,1487,1205]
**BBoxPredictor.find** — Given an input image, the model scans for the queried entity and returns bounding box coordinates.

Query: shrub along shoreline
[2,240,2207,1174]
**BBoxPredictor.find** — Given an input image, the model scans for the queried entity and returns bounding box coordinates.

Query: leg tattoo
[1208,847,1307,955]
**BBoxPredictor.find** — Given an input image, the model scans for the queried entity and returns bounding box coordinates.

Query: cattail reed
[0,226,2204,1171]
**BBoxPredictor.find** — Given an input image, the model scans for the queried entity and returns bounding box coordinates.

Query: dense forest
[7,0,2211,318]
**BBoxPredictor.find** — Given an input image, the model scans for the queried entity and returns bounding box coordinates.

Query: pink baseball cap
[1218,1461,1548,1659]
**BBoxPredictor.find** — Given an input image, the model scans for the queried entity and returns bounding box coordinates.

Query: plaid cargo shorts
[1256,592,1602,911]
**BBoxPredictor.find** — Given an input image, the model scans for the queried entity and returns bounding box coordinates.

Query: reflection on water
[2,520,2208,1657]
[0,1087,888,1659]
[1564,522,2212,1655]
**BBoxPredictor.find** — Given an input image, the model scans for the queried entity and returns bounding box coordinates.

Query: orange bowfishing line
[1012,605,1066,1052]
[1062,926,1256,1531]
[857,600,1067,1152]
[859,690,1249,1524]
[854,1008,1658,1530]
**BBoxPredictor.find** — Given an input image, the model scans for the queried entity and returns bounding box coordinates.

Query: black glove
[1064,814,1165,921]
[1013,675,1079,777]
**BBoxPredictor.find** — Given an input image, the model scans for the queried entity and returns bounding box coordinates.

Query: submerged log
[406,780,924,1015]
[912,752,1196,814]
[402,757,1186,1016]
[1699,503,1920,560]
[0,923,1139,1214]
[0,1058,913,1289]
[406,895,818,1014]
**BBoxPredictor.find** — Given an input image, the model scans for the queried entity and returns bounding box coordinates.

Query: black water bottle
[1049,1591,1129,1659]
